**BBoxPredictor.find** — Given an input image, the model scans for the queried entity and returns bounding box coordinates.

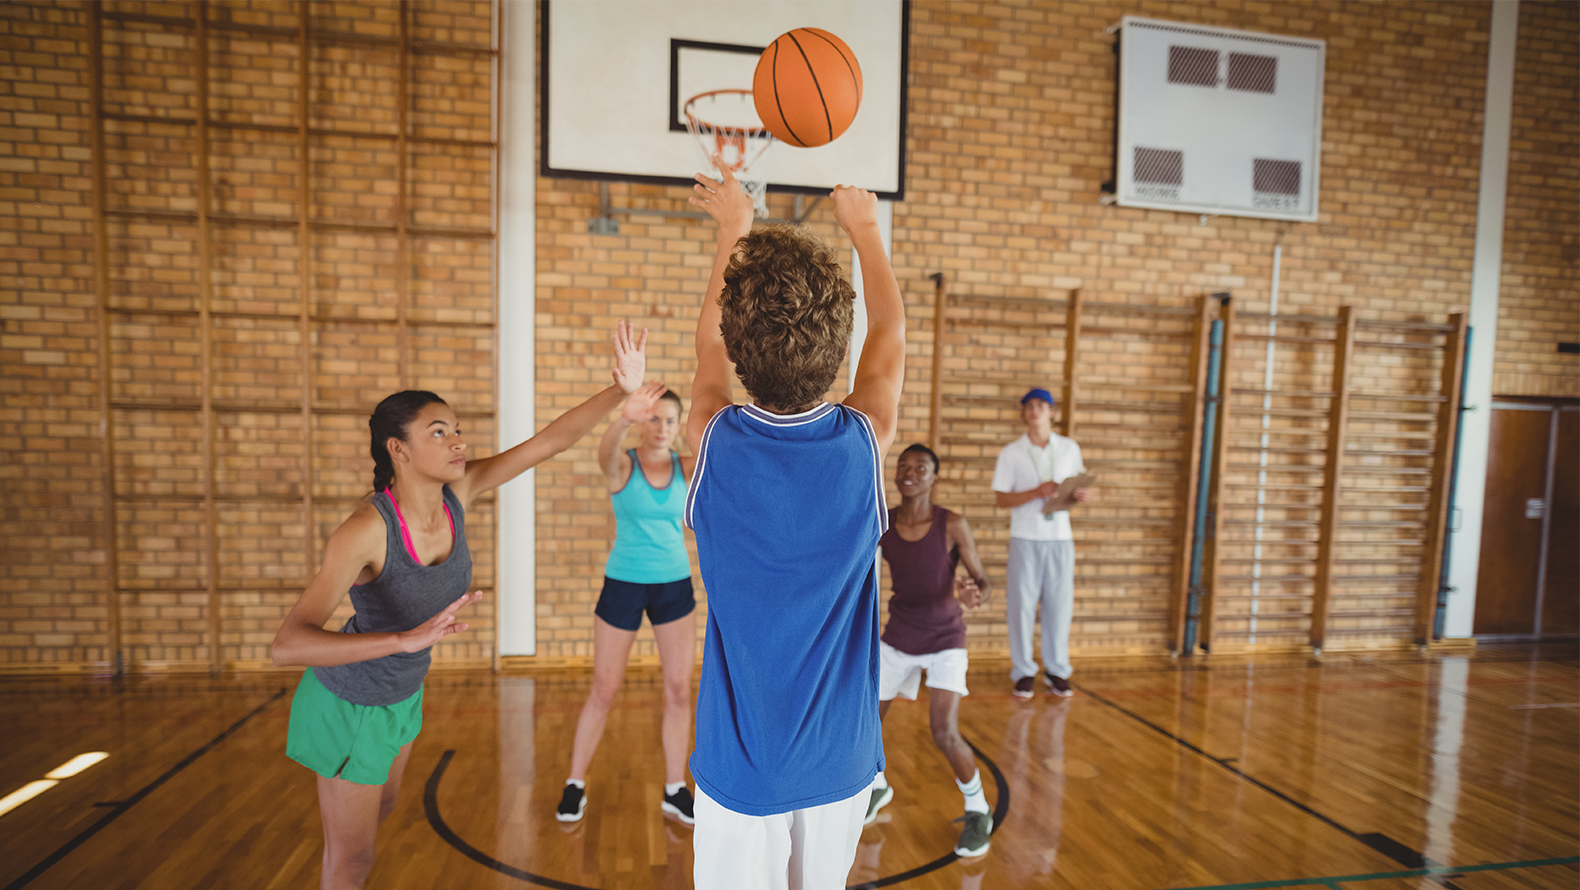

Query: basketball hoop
[683,89,775,218]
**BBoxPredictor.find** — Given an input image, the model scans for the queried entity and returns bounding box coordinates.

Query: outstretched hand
[831,183,878,235]
[621,380,668,423]
[399,590,482,652]
[610,319,648,394]
[689,166,755,234]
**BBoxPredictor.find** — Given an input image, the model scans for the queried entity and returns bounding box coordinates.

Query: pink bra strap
[385,490,454,564]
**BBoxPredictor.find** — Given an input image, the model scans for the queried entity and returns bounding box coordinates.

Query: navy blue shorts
[595,576,695,631]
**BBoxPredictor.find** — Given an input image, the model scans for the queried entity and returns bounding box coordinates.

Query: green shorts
[285,667,423,786]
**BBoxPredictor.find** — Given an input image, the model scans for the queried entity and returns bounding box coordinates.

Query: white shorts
[878,642,970,701]
[693,782,871,890]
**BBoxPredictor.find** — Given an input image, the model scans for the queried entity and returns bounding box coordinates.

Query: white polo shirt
[991,432,1086,541]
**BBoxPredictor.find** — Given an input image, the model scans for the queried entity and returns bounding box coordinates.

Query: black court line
[424,735,1010,889]
[3,686,288,890]
[1075,682,1431,871]
[848,736,1010,890]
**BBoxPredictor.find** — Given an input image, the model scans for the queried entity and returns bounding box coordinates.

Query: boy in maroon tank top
[867,443,995,857]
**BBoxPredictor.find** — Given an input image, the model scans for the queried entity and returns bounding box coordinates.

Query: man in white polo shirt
[991,387,1093,698]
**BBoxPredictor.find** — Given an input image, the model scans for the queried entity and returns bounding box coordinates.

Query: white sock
[957,770,988,814]
[873,770,888,789]
[664,781,686,796]
[566,778,585,789]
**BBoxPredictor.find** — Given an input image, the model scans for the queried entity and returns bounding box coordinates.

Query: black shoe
[1012,676,1035,699]
[953,810,993,857]
[555,783,586,823]
[661,786,695,825]
[1046,672,1073,697]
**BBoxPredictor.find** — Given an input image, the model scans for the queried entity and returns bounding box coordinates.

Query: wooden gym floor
[1,643,1576,890]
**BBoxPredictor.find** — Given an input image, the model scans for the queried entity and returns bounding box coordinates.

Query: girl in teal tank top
[556,386,699,826]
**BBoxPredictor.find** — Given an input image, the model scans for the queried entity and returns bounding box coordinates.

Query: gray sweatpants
[1006,538,1074,681]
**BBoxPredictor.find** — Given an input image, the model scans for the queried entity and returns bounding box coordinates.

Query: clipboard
[1043,473,1096,515]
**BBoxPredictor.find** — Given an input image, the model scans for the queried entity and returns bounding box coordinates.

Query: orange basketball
[753,28,863,148]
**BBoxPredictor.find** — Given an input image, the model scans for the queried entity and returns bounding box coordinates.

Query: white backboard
[541,0,908,198]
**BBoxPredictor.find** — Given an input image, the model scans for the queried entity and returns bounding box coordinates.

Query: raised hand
[610,319,648,394]
[621,380,668,423]
[399,590,482,652]
[689,166,755,234]
[831,183,878,235]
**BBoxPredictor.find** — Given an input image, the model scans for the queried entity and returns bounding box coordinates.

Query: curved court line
[423,734,1010,890]
[423,750,599,890]
[847,735,1011,890]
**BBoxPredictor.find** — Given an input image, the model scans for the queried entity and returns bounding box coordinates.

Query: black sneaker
[1012,676,1035,699]
[661,786,695,826]
[953,810,992,857]
[555,783,586,823]
[863,784,894,826]
[1046,672,1073,697]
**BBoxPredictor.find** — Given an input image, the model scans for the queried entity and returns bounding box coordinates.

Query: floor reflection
[1005,697,1069,876]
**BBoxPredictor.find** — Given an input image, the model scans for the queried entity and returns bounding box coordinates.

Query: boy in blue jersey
[684,166,905,889]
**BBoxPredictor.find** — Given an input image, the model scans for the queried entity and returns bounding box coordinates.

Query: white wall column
[848,200,894,392]
[497,0,536,655]
[1444,0,1520,638]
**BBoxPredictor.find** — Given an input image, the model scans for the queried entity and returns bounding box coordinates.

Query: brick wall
[1,1,104,666]
[1,0,499,671]
[1495,0,1579,398]
[532,0,1509,658]
[2,0,1573,671]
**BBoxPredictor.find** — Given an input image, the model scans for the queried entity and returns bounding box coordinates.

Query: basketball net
[683,90,774,218]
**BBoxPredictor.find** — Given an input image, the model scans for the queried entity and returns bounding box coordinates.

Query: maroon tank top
[878,505,967,655]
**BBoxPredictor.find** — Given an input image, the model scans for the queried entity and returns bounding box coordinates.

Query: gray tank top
[312,485,473,706]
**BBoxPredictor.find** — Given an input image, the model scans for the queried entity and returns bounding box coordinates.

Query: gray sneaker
[953,810,992,857]
[863,784,894,826]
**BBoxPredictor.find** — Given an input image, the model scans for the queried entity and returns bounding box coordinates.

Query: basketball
[753,28,863,148]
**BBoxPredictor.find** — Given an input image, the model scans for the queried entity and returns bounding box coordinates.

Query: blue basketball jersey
[685,402,888,816]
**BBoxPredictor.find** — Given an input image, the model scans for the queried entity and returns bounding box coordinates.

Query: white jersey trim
[684,409,728,531]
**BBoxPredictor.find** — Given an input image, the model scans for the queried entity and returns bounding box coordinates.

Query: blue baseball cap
[1020,387,1055,406]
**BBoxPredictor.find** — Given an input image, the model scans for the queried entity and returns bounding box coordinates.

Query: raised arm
[834,186,905,458]
[597,381,667,487]
[454,321,648,505]
[271,507,482,667]
[686,168,755,454]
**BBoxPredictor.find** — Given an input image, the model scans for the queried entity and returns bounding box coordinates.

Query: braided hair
[369,390,448,493]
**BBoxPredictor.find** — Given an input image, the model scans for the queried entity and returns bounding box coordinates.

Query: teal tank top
[604,449,691,584]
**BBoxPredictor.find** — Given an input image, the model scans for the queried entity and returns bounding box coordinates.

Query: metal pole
[928,273,945,451]
[1184,316,1224,654]
[296,1,316,588]
[196,0,222,674]
[1433,326,1473,639]
[87,3,125,676]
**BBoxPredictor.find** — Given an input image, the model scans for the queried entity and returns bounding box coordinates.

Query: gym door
[1473,401,1579,637]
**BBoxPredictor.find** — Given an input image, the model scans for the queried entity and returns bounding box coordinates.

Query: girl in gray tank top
[271,321,651,890]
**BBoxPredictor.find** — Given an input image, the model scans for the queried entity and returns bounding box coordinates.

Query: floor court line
[1073,682,1430,870]
[1160,854,1580,890]
[2,686,288,890]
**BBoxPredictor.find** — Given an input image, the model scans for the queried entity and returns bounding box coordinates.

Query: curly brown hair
[720,225,855,413]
